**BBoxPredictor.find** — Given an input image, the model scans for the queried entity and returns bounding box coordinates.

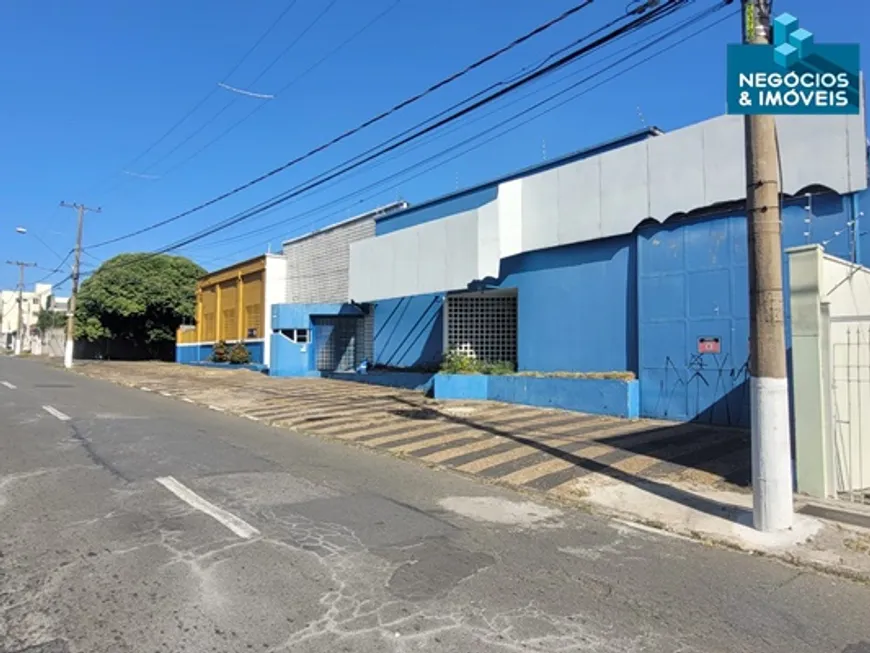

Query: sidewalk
[63,360,870,582]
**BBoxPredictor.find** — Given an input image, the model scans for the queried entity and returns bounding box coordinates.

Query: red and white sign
[697,337,721,354]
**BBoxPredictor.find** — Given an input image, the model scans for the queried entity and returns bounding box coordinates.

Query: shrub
[441,349,480,374]
[210,340,229,363]
[478,360,516,375]
[440,350,516,375]
[228,343,252,365]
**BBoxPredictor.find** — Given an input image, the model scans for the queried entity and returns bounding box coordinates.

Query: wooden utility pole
[5,260,37,355]
[742,0,793,532]
[60,202,101,369]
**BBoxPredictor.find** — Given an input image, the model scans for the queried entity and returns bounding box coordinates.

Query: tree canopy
[75,253,205,354]
[36,307,67,332]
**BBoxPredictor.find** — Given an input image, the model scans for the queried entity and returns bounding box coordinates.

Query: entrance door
[313,317,359,372]
[637,214,751,427]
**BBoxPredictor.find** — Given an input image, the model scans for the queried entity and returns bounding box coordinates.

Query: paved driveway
[68,362,752,500]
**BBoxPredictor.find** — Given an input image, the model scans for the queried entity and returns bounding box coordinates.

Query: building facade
[270,202,407,376]
[176,254,286,365]
[346,110,868,427]
[0,282,53,351]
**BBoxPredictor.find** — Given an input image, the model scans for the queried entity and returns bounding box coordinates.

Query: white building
[0,283,53,351]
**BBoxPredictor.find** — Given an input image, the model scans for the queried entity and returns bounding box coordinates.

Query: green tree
[75,253,205,356]
[36,308,67,332]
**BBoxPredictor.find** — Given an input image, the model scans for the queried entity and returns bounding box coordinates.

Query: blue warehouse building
[262,103,868,427]
[337,108,868,427]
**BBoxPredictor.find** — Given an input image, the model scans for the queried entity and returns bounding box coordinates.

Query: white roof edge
[281,201,409,247]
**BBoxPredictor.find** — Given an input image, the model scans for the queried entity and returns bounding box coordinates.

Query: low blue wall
[434,374,640,419]
[176,340,264,365]
[186,361,268,373]
[321,371,435,392]
[433,374,489,400]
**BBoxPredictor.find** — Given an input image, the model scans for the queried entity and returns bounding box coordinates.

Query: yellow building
[176,254,286,365]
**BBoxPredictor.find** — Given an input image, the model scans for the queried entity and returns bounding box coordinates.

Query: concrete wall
[350,110,867,303]
[264,254,287,367]
[789,245,870,498]
[434,374,640,419]
[284,216,375,304]
[176,340,265,365]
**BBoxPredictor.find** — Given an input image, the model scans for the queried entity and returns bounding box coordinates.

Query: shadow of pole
[390,395,753,523]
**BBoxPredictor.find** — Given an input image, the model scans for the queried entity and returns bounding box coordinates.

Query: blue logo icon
[727,13,860,115]
[773,13,814,67]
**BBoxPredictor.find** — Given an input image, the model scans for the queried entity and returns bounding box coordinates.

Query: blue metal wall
[497,235,637,373]
[373,294,444,369]
[375,187,497,236]
[175,340,264,365]
[637,192,857,426]
[270,302,367,376]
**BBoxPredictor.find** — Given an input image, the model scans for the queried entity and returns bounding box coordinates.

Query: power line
[188,2,736,263]
[87,0,601,249]
[155,0,405,180]
[130,0,340,180]
[32,250,73,285]
[187,3,723,256]
[89,0,300,195]
[80,0,703,277]
[151,0,688,255]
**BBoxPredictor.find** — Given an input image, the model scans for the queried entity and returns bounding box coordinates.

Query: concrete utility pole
[6,260,37,355]
[742,0,794,532]
[60,202,101,369]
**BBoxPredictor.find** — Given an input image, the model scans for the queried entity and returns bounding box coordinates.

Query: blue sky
[1,0,867,294]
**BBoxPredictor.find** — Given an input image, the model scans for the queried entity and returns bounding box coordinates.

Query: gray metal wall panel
[520,167,559,252]
[648,121,705,219]
[349,110,867,301]
[284,218,375,304]
[556,158,598,245]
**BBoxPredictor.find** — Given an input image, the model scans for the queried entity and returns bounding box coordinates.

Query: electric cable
[87,0,300,195]
[149,0,688,256]
[87,0,603,248]
[82,0,705,274]
[190,1,736,263]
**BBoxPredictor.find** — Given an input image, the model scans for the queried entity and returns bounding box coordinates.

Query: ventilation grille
[446,293,517,364]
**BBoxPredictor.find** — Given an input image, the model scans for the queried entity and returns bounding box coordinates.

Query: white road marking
[156,476,260,539]
[1,381,16,390]
[612,519,697,543]
[42,405,71,421]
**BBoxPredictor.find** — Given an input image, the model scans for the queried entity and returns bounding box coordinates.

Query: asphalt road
[1,357,868,653]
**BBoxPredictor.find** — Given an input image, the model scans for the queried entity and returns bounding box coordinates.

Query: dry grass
[515,370,636,381]
[844,535,870,556]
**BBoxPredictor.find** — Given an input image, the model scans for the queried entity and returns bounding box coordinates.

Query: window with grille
[280,329,309,344]
[245,305,261,338]
[446,292,517,364]
[222,308,236,341]
[203,313,216,341]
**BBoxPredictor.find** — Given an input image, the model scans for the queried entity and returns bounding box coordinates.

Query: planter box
[434,374,639,419]
[321,371,435,392]
[187,361,268,373]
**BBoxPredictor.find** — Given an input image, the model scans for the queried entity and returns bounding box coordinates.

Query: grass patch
[439,350,634,380]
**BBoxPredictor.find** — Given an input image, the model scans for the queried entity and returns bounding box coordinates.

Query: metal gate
[313,316,359,372]
[830,318,870,503]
